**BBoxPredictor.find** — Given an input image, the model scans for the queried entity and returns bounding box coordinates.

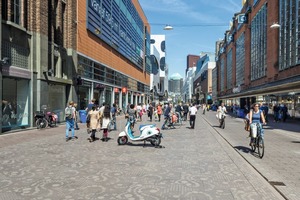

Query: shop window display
[2,78,30,131]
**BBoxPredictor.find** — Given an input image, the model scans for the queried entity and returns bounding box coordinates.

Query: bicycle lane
[201,111,300,200]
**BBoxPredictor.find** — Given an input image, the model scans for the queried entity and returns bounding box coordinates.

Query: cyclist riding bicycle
[217,103,227,123]
[249,103,266,147]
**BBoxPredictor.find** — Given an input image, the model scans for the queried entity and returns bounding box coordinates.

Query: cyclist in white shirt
[189,103,197,129]
[218,103,227,113]
[217,103,227,122]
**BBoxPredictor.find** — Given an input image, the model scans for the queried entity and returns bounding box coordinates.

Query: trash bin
[238,109,245,118]
[79,110,87,123]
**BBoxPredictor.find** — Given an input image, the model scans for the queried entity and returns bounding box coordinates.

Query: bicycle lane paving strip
[0,114,285,199]
[201,111,300,200]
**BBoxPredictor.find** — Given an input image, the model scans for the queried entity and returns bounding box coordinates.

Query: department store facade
[216,0,300,118]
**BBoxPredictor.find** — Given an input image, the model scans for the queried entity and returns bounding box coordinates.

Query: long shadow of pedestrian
[234,146,252,154]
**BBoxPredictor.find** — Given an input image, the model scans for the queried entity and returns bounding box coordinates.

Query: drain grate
[269,181,286,186]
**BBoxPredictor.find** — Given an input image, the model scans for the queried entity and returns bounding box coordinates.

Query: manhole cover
[269,181,286,186]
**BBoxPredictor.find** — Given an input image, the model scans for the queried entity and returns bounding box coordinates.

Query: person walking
[189,103,197,129]
[73,103,80,130]
[202,103,206,115]
[157,103,162,122]
[85,99,96,133]
[65,101,76,141]
[148,103,154,122]
[183,103,189,121]
[101,105,111,142]
[136,103,142,121]
[281,104,288,122]
[87,105,99,142]
[111,103,117,130]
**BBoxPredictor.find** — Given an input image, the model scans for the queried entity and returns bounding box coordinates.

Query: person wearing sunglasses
[249,103,266,147]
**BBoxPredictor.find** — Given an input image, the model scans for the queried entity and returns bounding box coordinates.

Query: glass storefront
[78,86,90,110]
[39,82,66,123]
[2,78,30,131]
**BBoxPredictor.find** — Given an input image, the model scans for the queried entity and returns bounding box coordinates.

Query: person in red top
[156,103,162,122]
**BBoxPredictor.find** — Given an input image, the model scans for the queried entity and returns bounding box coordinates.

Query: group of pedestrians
[65,99,117,142]
[161,102,198,129]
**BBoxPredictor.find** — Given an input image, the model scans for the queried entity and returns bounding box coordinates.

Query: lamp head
[164,25,173,30]
[270,23,280,29]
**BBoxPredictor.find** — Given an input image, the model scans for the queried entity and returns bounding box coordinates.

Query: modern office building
[169,73,183,94]
[216,0,300,118]
[150,34,168,102]
[186,54,199,78]
[193,53,216,104]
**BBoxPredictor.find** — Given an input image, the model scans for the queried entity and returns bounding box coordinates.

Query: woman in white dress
[101,105,111,142]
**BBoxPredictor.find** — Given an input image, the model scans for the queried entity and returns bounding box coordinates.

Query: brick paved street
[202,110,300,200]
[0,113,289,200]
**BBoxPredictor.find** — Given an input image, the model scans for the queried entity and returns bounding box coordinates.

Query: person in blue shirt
[249,103,266,147]
[111,103,117,130]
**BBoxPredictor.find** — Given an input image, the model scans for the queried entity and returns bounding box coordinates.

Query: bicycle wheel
[36,118,48,129]
[258,137,265,158]
[221,120,225,129]
[251,138,256,152]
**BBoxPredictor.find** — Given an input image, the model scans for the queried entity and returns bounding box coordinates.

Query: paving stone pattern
[0,113,286,200]
[202,110,300,200]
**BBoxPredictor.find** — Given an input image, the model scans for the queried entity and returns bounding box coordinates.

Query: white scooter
[117,121,162,147]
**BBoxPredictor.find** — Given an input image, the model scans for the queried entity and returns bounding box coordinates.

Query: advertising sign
[87,0,144,69]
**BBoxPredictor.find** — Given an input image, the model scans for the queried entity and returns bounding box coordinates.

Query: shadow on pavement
[126,142,156,148]
[234,146,252,154]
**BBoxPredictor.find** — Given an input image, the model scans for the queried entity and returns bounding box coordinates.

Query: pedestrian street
[0,112,287,200]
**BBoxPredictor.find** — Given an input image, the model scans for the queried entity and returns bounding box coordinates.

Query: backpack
[65,107,73,119]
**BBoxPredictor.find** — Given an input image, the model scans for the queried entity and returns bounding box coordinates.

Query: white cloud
[140,0,241,24]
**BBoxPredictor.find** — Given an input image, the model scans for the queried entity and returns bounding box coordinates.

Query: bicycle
[34,111,57,129]
[174,112,183,128]
[219,113,226,129]
[250,122,265,158]
[161,115,175,130]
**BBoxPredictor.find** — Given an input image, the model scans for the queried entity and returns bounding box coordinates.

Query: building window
[61,1,66,46]
[220,58,225,92]
[236,33,245,86]
[226,49,233,89]
[250,4,267,80]
[11,0,21,24]
[279,0,300,70]
[2,0,8,20]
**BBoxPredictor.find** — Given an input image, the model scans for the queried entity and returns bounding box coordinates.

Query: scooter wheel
[150,137,161,146]
[117,136,128,145]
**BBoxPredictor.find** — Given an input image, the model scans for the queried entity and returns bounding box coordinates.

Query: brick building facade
[216,0,300,118]
[1,0,77,133]
[0,0,152,133]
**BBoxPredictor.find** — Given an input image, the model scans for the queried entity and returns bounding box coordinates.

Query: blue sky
[139,0,243,78]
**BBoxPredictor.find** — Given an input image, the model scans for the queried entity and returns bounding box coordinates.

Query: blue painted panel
[87,0,144,69]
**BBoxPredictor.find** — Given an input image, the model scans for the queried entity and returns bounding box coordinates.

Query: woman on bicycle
[249,103,266,147]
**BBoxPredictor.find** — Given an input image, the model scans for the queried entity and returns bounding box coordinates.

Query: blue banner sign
[87,0,144,68]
